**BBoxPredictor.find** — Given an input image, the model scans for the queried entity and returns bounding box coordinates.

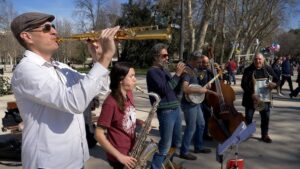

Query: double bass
[206,53,244,143]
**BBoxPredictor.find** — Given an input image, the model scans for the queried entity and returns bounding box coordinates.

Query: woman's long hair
[272,57,281,66]
[109,62,132,111]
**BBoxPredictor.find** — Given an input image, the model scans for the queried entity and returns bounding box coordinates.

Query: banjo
[185,73,221,104]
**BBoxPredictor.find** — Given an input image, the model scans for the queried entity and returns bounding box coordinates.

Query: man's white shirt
[12,50,110,169]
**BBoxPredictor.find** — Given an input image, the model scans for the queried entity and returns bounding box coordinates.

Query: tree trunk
[195,0,217,52]
[228,27,242,60]
[179,0,185,61]
[211,33,218,55]
[195,17,209,52]
[219,0,226,64]
[187,0,195,53]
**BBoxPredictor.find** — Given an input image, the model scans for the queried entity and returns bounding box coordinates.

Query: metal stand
[234,145,239,169]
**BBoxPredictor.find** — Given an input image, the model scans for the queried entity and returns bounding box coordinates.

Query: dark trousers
[291,83,300,97]
[245,103,271,136]
[201,103,212,137]
[280,75,293,93]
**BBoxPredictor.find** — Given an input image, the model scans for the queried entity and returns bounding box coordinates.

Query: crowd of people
[8,11,299,169]
[271,55,300,98]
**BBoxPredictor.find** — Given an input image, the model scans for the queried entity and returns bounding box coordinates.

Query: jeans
[150,107,182,169]
[180,104,205,155]
[229,71,236,84]
[245,103,271,136]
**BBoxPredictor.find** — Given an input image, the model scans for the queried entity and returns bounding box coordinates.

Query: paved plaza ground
[0,73,300,169]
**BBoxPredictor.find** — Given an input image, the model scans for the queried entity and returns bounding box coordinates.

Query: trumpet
[56,25,171,43]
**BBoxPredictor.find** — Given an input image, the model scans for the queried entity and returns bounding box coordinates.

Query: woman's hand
[117,154,137,169]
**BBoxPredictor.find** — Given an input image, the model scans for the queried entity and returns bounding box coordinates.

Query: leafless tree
[194,0,217,52]
[74,0,121,31]
[187,0,195,52]
[54,19,75,63]
[225,0,295,60]
[0,0,21,70]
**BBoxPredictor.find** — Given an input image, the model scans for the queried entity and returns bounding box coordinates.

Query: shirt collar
[24,50,54,68]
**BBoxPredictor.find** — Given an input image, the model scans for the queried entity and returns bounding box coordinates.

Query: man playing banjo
[179,51,217,160]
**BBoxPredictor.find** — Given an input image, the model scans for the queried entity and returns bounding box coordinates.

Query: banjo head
[185,84,205,104]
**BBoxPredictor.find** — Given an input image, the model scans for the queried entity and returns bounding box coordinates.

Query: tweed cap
[191,51,202,57]
[10,12,55,42]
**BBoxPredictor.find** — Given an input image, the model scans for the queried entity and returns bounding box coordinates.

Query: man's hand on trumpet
[175,61,186,77]
[87,26,120,68]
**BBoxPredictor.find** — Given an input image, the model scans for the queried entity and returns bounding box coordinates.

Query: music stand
[216,121,256,169]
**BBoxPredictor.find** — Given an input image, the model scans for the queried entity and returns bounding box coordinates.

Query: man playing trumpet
[146,43,185,169]
[10,12,119,169]
[241,53,279,143]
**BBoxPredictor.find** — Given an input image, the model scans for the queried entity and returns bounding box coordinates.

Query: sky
[9,0,300,30]
[10,0,127,22]
[11,0,76,21]
[285,2,300,30]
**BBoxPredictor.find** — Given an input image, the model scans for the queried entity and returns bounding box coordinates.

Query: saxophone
[57,25,171,42]
[124,86,161,169]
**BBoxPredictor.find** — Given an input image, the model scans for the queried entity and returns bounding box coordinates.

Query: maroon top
[97,91,136,162]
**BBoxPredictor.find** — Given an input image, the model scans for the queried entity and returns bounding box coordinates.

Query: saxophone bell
[125,85,160,169]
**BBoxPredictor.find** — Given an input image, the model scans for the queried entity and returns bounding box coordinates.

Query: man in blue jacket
[146,43,185,169]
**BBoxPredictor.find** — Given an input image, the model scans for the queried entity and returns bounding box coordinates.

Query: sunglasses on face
[160,54,169,58]
[28,24,56,33]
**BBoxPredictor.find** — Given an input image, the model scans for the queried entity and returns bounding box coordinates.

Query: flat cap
[191,51,202,57]
[10,12,55,41]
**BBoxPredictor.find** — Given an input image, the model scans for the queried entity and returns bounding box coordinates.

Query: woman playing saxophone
[95,62,143,169]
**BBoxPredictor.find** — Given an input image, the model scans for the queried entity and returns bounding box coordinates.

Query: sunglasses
[28,24,56,33]
[160,54,169,58]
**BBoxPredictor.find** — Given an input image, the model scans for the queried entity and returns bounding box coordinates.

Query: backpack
[2,108,22,128]
[0,137,22,166]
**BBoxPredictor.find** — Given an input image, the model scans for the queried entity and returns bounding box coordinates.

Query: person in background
[10,12,119,169]
[289,64,300,98]
[272,57,283,96]
[146,43,185,169]
[179,51,215,161]
[226,58,237,85]
[280,55,293,94]
[95,62,142,169]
